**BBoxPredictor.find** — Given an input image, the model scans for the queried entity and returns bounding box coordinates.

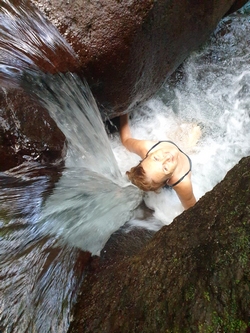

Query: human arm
[173,178,196,209]
[119,113,152,159]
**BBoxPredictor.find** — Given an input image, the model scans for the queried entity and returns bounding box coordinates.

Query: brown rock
[1,0,248,169]
[69,156,250,333]
[0,88,66,171]
[31,0,248,117]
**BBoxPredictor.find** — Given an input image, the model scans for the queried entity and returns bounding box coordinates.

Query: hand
[187,125,202,148]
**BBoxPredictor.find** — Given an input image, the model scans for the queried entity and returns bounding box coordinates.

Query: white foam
[110,12,250,231]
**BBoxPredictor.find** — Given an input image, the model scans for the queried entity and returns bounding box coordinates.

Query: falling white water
[0,0,143,256]
[18,71,143,255]
[0,1,249,333]
[0,2,142,332]
[110,9,250,230]
[0,0,76,86]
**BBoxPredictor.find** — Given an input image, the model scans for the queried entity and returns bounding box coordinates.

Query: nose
[163,153,172,163]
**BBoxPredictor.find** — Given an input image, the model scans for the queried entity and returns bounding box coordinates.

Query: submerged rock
[69,156,250,333]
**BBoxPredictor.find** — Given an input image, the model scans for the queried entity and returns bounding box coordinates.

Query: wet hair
[126,163,166,191]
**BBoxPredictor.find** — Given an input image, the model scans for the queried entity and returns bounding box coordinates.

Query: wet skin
[140,148,178,184]
[119,113,197,209]
[140,140,193,187]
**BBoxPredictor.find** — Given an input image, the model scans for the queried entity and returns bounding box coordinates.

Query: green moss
[203,291,210,302]
[197,313,247,333]
[185,285,195,301]
[208,295,248,333]
[211,314,247,333]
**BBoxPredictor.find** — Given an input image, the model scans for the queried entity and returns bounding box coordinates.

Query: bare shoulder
[173,173,192,190]
[124,139,156,158]
[172,175,196,209]
[142,140,158,156]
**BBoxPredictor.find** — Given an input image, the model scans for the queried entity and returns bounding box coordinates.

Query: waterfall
[0,1,141,332]
[0,0,142,255]
[0,0,76,86]
[0,0,249,332]
[19,71,142,254]
[110,5,250,229]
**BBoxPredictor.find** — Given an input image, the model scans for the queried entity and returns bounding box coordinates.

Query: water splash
[0,1,249,332]
[110,10,250,228]
[21,71,122,176]
[18,71,142,254]
[0,1,142,332]
[0,0,142,254]
[20,70,143,252]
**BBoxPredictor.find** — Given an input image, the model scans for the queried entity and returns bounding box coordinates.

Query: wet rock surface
[31,0,246,117]
[0,88,66,171]
[1,0,248,171]
[69,156,250,333]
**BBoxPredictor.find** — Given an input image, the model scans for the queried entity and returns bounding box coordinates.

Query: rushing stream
[0,1,142,332]
[0,0,250,332]
[111,4,250,229]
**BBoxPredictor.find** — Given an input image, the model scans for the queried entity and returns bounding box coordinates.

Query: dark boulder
[0,88,65,171]
[31,0,248,117]
[1,0,248,169]
[69,156,250,333]
[226,0,249,15]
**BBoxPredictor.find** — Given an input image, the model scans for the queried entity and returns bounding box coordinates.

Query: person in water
[119,113,201,210]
